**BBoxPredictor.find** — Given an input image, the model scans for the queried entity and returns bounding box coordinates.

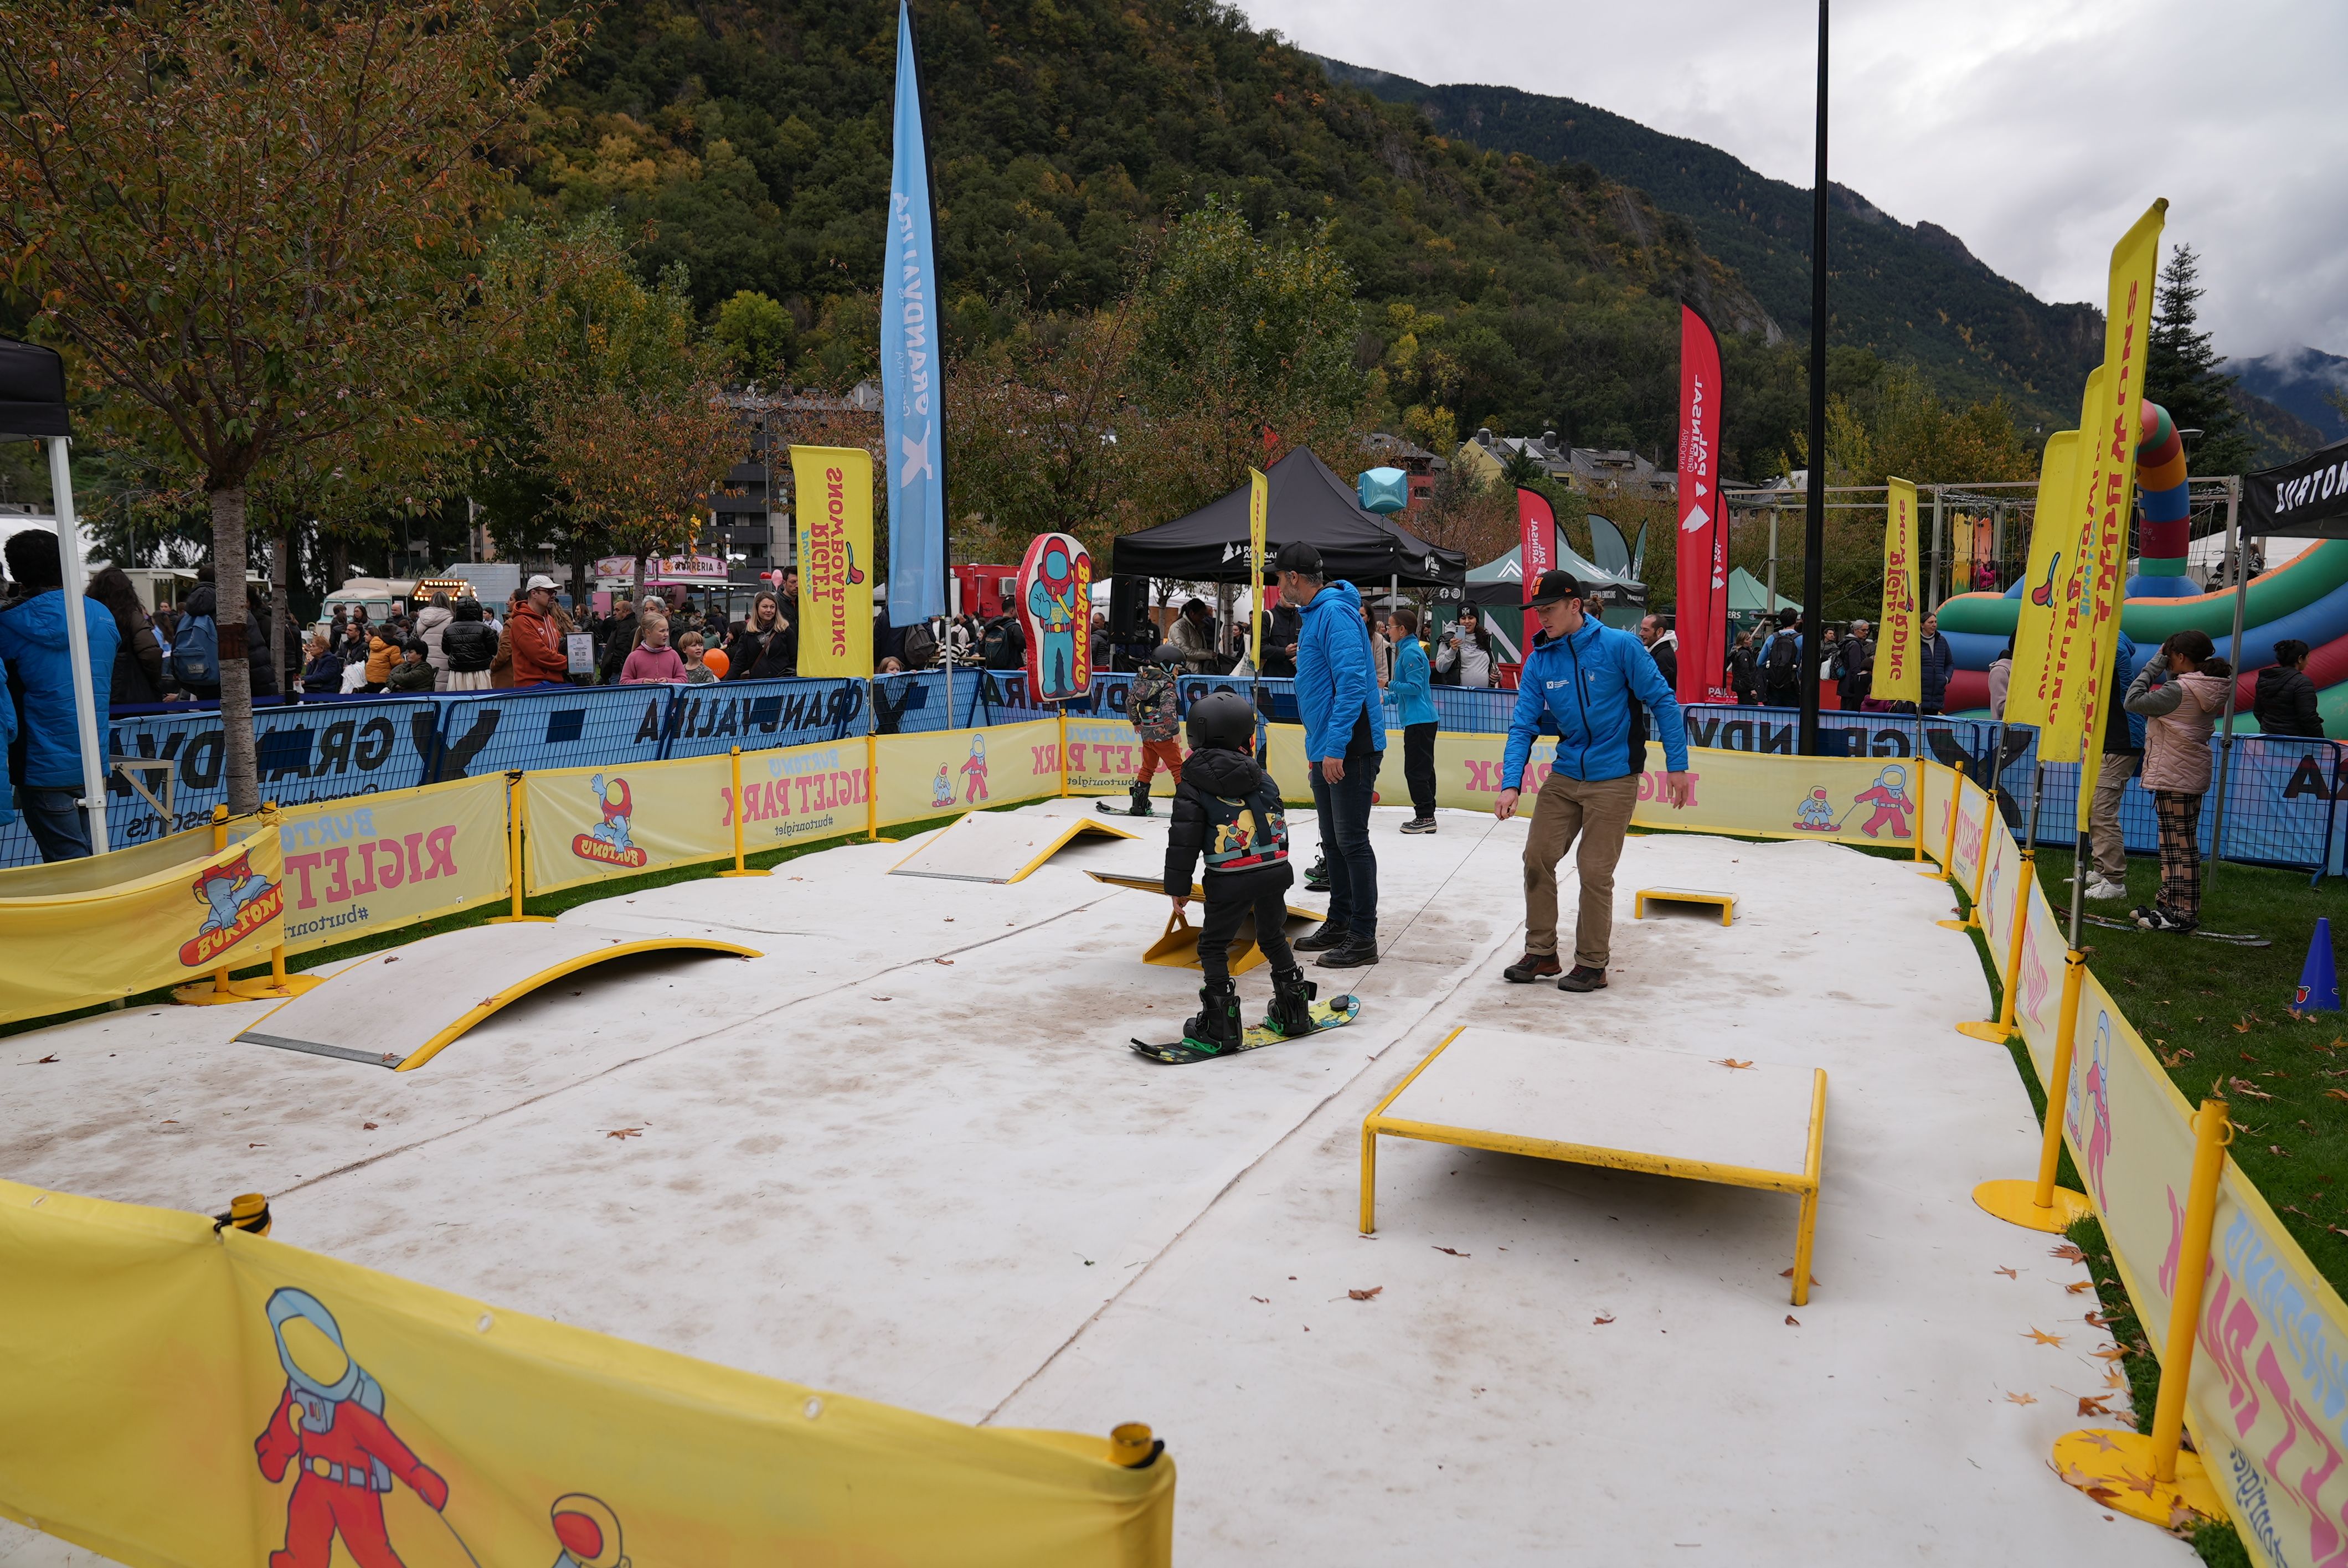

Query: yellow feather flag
[792,445,875,677]
[1873,477,1923,705]
[2006,424,2083,748]
[1248,465,1269,666]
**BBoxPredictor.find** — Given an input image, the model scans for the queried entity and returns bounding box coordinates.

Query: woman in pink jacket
[2121,628,2232,932]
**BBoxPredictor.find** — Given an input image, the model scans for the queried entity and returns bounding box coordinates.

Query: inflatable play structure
[1936,400,2348,736]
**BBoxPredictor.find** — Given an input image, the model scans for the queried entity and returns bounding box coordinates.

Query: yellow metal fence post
[1059,711,1070,798]
[172,807,246,1005]
[720,747,761,877]
[2047,1098,2232,1528]
[1919,760,1965,877]
[1971,948,2093,1231]
[1956,849,2033,1042]
[866,728,880,842]
[229,804,323,1000]
[490,770,555,924]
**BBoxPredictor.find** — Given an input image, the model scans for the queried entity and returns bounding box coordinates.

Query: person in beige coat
[2121,628,2232,932]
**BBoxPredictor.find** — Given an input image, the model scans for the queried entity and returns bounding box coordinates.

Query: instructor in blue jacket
[1279,541,1384,969]
[1497,570,1691,993]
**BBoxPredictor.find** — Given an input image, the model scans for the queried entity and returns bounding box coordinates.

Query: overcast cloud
[1242,0,2348,360]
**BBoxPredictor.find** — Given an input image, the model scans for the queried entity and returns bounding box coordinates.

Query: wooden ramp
[234,924,759,1072]
[888,811,1136,884]
[1362,1027,1826,1304]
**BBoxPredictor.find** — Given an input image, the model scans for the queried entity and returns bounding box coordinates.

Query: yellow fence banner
[0,817,228,899]
[2006,426,2081,750]
[792,445,875,678]
[874,720,1063,828]
[524,755,733,895]
[0,818,289,1024]
[1064,716,1178,797]
[0,1180,1174,1568]
[725,738,874,853]
[276,775,509,955]
[1874,477,1923,705]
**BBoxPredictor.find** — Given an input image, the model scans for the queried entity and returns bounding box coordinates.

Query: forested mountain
[1314,56,2104,435]
[2228,347,2348,448]
[508,0,1819,476]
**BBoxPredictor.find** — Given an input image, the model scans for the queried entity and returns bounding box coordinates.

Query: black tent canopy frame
[1110,448,1466,587]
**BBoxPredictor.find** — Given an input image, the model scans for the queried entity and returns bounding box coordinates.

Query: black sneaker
[1315,935,1379,969]
[1304,853,1330,893]
[1400,817,1438,834]
[1557,965,1608,993]
[2140,905,2198,933]
[1294,920,1350,952]
[1503,951,1562,983]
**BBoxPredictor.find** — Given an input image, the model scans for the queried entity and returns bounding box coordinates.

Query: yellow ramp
[235,923,760,1071]
[889,810,1136,884]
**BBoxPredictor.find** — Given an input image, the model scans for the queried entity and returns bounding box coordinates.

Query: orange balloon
[702,648,730,679]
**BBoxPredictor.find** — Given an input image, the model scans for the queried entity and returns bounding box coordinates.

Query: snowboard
[1130,994,1361,1064]
[1096,798,1151,817]
[2081,912,2270,947]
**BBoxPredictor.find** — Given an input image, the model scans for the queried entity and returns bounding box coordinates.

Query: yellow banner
[1248,465,1268,667]
[0,1180,1173,1568]
[2007,426,2083,747]
[725,739,873,852]
[792,445,874,678]
[874,720,1064,828]
[0,819,288,1023]
[524,755,733,895]
[1064,716,1179,797]
[276,775,509,955]
[1875,477,1923,705]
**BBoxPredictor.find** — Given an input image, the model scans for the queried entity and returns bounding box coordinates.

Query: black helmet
[1151,642,1186,666]
[1185,690,1256,751]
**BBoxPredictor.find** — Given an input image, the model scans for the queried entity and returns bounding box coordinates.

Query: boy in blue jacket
[0,530,118,860]
[1496,570,1691,992]
[1279,541,1384,969]
[1387,605,1438,832]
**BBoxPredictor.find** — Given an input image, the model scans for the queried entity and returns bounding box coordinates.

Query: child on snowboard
[1164,690,1319,1056]
[1104,642,1187,817]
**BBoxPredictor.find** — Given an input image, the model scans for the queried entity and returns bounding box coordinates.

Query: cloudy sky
[1241,0,2348,362]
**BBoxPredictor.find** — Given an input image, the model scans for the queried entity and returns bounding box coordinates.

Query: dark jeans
[1198,863,1296,982]
[1402,722,1437,817]
[1309,747,1382,940]
[20,785,94,862]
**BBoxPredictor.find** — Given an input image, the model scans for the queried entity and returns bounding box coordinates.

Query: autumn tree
[537,376,742,606]
[0,0,578,813]
[949,305,1140,563]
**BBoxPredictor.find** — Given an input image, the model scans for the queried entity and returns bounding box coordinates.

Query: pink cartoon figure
[959,732,990,803]
[2068,1011,2114,1208]
[588,774,635,854]
[1852,764,1914,839]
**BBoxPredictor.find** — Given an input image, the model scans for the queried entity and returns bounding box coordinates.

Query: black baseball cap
[1274,540,1324,579]
[1527,569,1584,607]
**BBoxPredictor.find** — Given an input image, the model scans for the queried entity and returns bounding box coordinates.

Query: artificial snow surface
[0,800,2192,1565]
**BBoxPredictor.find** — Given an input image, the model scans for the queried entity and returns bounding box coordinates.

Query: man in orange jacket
[509,575,570,687]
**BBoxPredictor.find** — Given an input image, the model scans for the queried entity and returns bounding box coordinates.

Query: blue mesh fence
[430,685,670,782]
[660,678,868,760]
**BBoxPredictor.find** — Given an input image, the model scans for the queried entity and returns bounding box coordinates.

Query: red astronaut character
[254,1288,448,1568]
[1852,764,1914,840]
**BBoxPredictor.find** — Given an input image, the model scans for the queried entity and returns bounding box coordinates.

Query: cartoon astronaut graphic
[549,1493,630,1568]
[253,1288,449,1568]
[960,732,990,803]
[2068,1010,2115,1209]
[194,850,275,936]
[1793,787,1837,833]
[1852,763,1914,839]
[931,763,954,809]
[1024,540,1085,700]
[588,774,634,853]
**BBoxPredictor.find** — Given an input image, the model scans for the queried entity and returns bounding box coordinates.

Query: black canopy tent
[2244,434,2348,538]
[0,336,71,439]
[1111,448,1466,587]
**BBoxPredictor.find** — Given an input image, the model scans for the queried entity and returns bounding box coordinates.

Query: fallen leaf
[248,1143,265,1149]
[2026,1327,2066,1346]
[2050,1242,2087,1263]
[1347,1287,1382,1302]
[1777,1268,1821,1285]
[2167,1502,2202,1531]
[33,1054,56,1064]
[2092,1345,2130,1362]
[1250,1296,1269,1304]
[362,1122,378,1131]
[604,1127,643,1140]
[1716,1058,1754,1070]
[2077,1395,2114,1416]
[2229,1076,2275,1101]
[1784,1314,1800,1326]
[2123,1468,2160,1497]
[1994,1266,2019,1279]
[383,956,400,964]
[2065,1280,2097,1294]
[2082,1312,2113,1329]
[2006,1391,2038,1406]
[1432,1246,1469,1257]
[1592,1313,1615,1325]
[935,958,954,966]
[2270,1145,2294,1158]
[872,996,893,1002]
[2079,1430,2123,1452]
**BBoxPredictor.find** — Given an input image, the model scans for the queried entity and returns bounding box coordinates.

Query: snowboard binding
[1264,966,1319,1038]
[1180,979,1243,1056]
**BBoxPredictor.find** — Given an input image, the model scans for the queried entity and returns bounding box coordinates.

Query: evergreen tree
[2145,245,2255,477]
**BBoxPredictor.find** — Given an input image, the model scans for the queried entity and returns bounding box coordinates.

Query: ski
[2079,912,2270,947]
[1131,994,1360,1064]
[1096,798,1150,817]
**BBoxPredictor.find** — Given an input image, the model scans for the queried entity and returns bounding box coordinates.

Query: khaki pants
[1522,771,1641,969]
[2088,752,2139,883]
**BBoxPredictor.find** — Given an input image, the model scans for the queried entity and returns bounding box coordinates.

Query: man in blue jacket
[1497,570,1691,992]
[1387,604,1438,833]
[0,529,119,860]
[1280,541,1384,969]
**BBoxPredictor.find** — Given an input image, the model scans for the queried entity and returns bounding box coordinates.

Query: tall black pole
[1798,0,1830,757]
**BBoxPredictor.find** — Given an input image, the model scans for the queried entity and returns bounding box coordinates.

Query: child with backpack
[1758,609,1803,706]
[1163,691,1319,1058]
[2123,628,2232,933]
[1100,642,1186,818]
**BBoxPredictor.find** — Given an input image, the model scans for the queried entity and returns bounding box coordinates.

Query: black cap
[1274,540,1324,578]
[1527,569,1583,607]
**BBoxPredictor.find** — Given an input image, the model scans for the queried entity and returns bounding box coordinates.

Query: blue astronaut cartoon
[193,850,275,936]
[588,775,634,853]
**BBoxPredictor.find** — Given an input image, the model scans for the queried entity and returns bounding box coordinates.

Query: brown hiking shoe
[1557,965,1608,992]
[1502,951,1562,983]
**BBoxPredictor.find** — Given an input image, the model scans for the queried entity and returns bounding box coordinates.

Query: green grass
[2,809,981,1041]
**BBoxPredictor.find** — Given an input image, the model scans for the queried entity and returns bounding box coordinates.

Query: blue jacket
[1296,580,1387,761]
[1502,616,1688,790]
[0,651,14,824]
[1918,632,1956,710]
[0,589,119,787]
[1390,634,1436,727]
